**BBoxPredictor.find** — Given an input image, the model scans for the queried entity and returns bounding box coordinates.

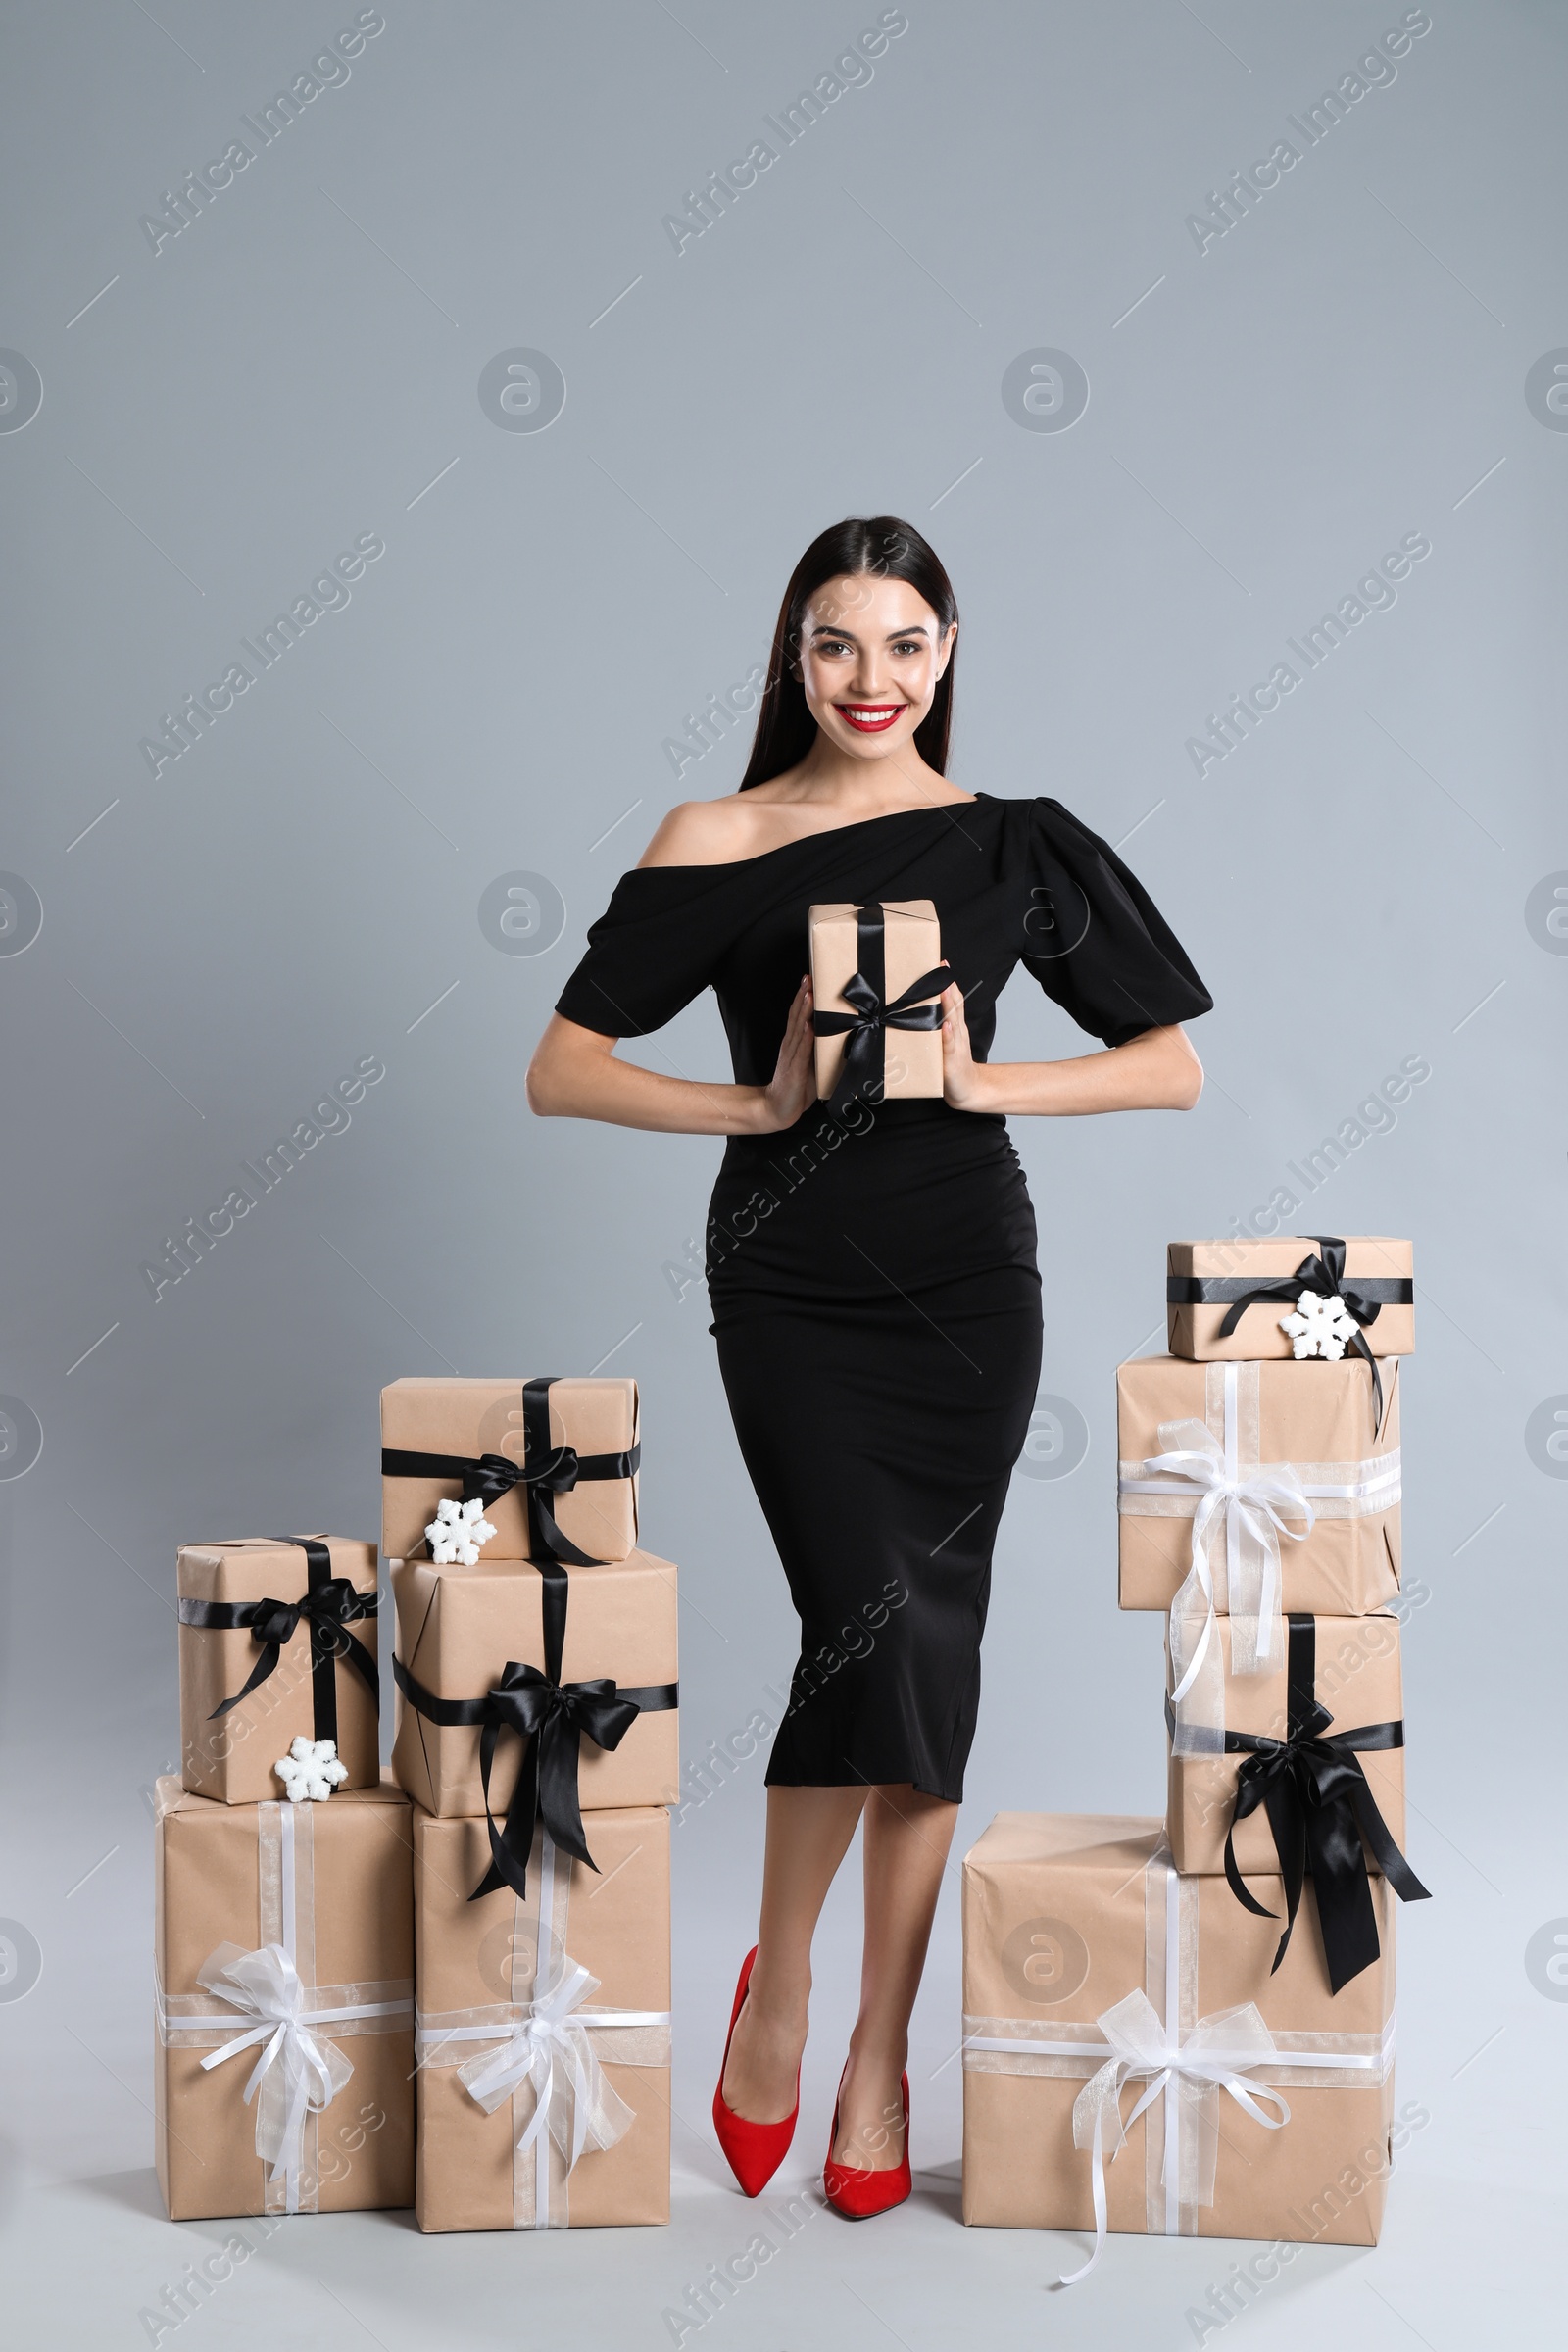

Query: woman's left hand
[940,982,992,1111]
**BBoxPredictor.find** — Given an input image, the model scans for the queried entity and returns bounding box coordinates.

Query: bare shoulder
[637,797,766,868]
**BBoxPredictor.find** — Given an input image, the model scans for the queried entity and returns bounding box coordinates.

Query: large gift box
[178,1537,379,1804]
[961,1814,1396,2260]
[381,1377,640,1565]
[1166,1237,1414,1363]
[391,1548,679,1839]
[808,898,951,1107]
[1117,1354,1401,1621]
[154,1777,415,2221]
[414,1807,671,2230]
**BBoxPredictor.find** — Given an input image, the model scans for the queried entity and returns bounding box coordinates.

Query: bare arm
[527,979,817,1135]
[938,983,1203,1114]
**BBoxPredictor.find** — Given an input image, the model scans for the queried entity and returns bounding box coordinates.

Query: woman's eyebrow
[808,622,933,640]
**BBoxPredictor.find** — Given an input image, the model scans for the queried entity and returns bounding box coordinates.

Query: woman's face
[795,572,956,764]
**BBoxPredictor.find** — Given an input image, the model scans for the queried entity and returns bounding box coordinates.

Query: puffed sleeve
[555,865,734,1037]
[1021,798,1212,1046]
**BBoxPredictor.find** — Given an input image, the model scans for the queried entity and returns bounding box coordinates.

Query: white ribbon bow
[1138,1417,1313,1739]
[456,1959,636,2169]
[196,1941,354,2190]
[1062,1990,1290,2283]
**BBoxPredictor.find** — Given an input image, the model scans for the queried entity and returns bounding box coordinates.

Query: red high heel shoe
[711,1948,800,2197]
[822,2066,911,2219]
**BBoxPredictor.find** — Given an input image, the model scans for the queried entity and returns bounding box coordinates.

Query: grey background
[2,0,1564,2342]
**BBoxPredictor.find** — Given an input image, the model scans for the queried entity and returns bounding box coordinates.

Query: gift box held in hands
[414,1806,671,2230]
[961,1814,1397,2261]
[380,1377,640,1565]
[154,1777,415,2221]
[808,899,952,1109]
[177,1537,379,1805]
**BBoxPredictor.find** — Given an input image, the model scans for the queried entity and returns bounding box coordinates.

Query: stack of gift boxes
[154,1375,678,2232]
[961,1236,1428,2275]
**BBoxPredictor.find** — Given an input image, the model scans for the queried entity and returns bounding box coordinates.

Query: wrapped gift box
[154,1777,415,2221]
[178,1537,379,1804]
[381,1377,639,1564]
[961,1813,1396,2253]
[414,1806,671,2230]
[1117,1354,1400,1620]
[808,898,949,1105]
[1166,1237,1414,1363]
[1166,1611,1407,1876]
[391,1549,678,1828]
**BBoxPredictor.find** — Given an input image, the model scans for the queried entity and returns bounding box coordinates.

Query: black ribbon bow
[810,902,953,1113]
[1168,1235,1410,1424]
[393,1547,676,1902]
[1199,1612,1430,1995]
[178,1536,379,1743]
[381,1377,641,1567]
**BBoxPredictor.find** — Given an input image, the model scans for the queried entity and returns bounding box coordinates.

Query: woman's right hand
[755,976,816,1133]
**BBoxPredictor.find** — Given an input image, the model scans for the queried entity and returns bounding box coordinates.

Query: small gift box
[961,1813,1398,2263]
[414,1807,671,2231]
[391,1549,679,1898]
[154,1777,415,2221]
[808,898,952,1110]
[1166,1236,1414,1364]
[380,1377,640,1566]
[1164,1612,1426,1995]
[178,1537,379,1804]
[1117,1354,1401,1624]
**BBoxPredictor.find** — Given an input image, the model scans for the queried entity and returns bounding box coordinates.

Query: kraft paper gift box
[1166,1236,1414,1363]
[414,1807,671,2230]
[1117,1354,1401,1622]
[1165,1611,1407,1876]
[178,1537,379,1804]
[154,1777,415,2222]
[392,1548,679,1833]
[380,1376,640,1565]
[961,1814,1397,2260]
[808,898,951,1106]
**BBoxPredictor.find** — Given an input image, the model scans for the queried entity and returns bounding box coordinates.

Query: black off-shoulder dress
[555,793,1210,1801]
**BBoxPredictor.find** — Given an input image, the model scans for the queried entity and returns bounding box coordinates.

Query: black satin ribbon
[178,1537,379,1742]
[381,1377,641,1567]
[1169,1236,1408,1423]
[1173,1612,1430,1995]
[393,1546,677,1901]
[810,902,953,1112]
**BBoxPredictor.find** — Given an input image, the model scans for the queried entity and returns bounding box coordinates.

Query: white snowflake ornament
[1279,1290,1359,1362]
[274,1736,349,1802]
[425,1494,497,1565]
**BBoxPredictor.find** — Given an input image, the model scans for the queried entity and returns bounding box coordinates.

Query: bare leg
[831,1785,958,2169]
[721,1785,866,2122]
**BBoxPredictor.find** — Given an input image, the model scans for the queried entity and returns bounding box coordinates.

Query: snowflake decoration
[274,1736,349,1802]
[425,1494,497,1566]
[1279,1290,1360,1362]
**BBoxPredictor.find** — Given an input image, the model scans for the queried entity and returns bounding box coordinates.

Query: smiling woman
[527,512,1211,2216]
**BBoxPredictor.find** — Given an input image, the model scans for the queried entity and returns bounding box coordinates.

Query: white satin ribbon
[439,1961,662,2170]
[1060,1992,1289,2282]
[1126,1366,1313,1751]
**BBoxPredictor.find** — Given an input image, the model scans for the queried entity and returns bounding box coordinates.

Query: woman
[527,516,1210,2218]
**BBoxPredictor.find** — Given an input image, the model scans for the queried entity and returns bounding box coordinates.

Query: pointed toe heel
[823,2068,911,2220]
[712,1947,801,2198]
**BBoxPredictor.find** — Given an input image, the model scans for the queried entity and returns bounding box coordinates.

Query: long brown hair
[738,516,958,790]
